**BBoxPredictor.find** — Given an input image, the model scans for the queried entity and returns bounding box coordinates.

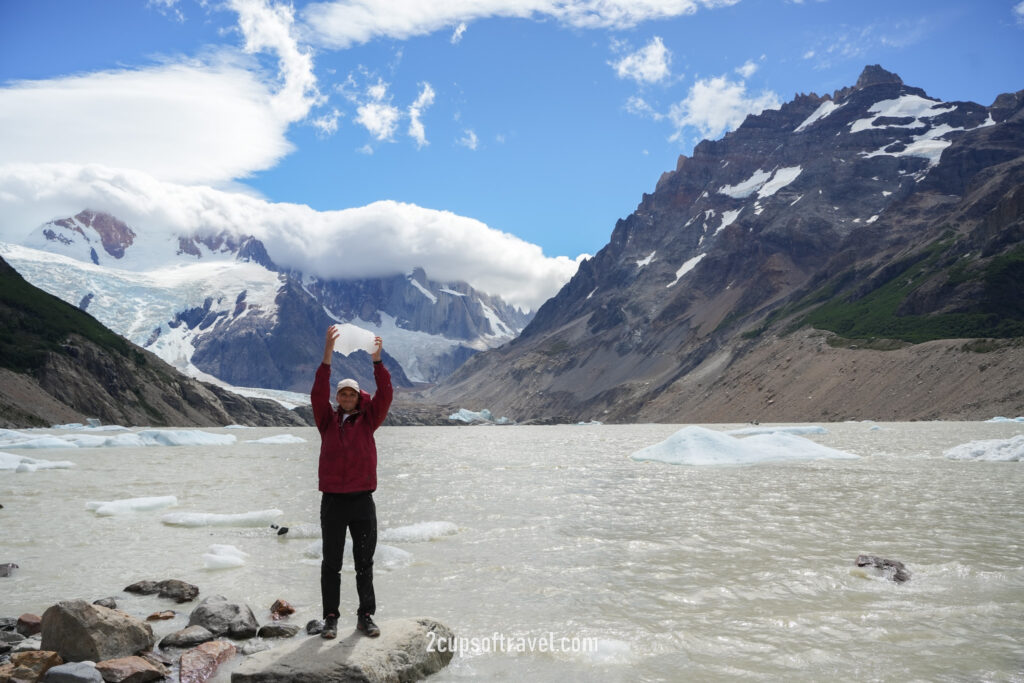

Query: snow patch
[667,253,706,288]
[757,166,802,198]
[794,100,844,132]
[716,209,741,235]
[407,275,438,304]
[718,169,772,199]
[636,251,656,268]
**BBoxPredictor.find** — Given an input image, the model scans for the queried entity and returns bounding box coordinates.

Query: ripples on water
[1,422,1022,681]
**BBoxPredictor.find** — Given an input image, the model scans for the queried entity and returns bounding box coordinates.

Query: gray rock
[123,579,199,603]
[188,596,259,640]
[255,623,300,639]
[159,625,215,650]
[42,661,104,683]
[304,620,322,635]
[11,634,40,652]
[855,554,911,583]
[0,563,17,577]
[40,600,154,662]
[230,617,454,683]
[92,598,116,610]
[0,617,17,631]
[123,580,160,595]
[0,631,25,644]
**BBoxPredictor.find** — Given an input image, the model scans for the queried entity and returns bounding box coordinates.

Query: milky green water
[2,422,1022,681]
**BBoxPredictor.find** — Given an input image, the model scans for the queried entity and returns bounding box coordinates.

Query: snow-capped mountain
[431,65,1024,422]
[1,209,532,392]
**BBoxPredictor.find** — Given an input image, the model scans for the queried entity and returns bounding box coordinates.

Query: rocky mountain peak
[49,210,135,260]
[854,64,903,90]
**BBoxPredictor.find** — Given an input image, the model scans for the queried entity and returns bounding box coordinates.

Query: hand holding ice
[332,323,377,356]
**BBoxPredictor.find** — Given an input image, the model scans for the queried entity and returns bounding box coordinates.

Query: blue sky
[1,0,1022,309]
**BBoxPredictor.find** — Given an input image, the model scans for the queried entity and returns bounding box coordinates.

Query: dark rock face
[431,65,1024,423]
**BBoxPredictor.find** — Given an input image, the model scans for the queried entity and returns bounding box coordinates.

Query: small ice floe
[576,421,603,426]
[2,435,79,449]
[380,521,459,543]
[244,435,307,445]
[944,435,1024,462]
[726,425,828,436]
[3,429,236,449]
[332,323,378,356]
[162,509,283,527]
[0,452,75,472]
[86,496,178,516]
[203,544,249,569]
[224,424,251,429]
[630,425,858,466]
[302,540,413,569]
[448,408,512,425]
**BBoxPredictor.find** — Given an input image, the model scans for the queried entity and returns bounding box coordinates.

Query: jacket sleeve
[311,363,333,434]
[365,362,393,430]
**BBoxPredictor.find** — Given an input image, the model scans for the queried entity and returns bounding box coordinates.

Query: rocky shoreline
[0,579,453,683]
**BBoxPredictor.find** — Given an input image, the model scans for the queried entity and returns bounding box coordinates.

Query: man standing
[311,325,392,639]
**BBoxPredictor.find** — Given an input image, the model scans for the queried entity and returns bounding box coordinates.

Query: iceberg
[244,434,307,444]
[1,429,236,450]
[203,544,249,569]
[944,435,1024,462]
[1,452,75,471]
[726,425,828,436]
[380,521,459,543]
[86,496,178,516]
[985,416,1024,423]
[448,408,512,425]
[332,323,378,356]
[162,509,283,527]
[2,436,79,449]
[630,425,858,466]
[302,540,413,569]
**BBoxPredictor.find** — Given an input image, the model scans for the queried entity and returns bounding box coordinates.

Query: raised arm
[312,326,340,432]
[366,337,392,429]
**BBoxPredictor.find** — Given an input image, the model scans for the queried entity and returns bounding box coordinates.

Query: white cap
[336,379,360,394]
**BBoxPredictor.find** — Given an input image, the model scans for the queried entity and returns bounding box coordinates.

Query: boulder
[255,624,299,639]
[230,617,454,683]
[1,617,17,631]
[123,580,198,603]
[304,620,322,636]
[121,582,159,596]
[10,650,63,679]
[42,661,104,683]
[40,601,154,663]
[0,563,17,578]
[179,641,236,683]
[268,600,294,621]
[93,656,163,683]
[855,555,911,583]
[11,634,41,653]
[16,615,40,637]
[90,600,116,611]
[187,597,258,640]
[158,626,214,650]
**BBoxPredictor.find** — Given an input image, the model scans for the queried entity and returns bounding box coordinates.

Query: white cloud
[626,95,664,120]
[312,108,341,136]
[148,0,185,22]
[408,83,436,148]
[611,36,671,84]
[0,163,582,310]
[735,59,758,79]
[668,74,781,141]
[451,22,468,43]
[301,0,740,48]
[353,80,401,141]
[0,0,321,186]
[1015,1,1024,25]
[458,130,480,150]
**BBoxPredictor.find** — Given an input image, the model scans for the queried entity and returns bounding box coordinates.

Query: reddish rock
[145,611,175,621]
[269,599,295,621]
[179,641,236,683]
[94,656,164,683]
[16,613,41,636]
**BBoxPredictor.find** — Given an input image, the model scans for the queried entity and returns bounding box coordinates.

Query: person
[311,325,393,640]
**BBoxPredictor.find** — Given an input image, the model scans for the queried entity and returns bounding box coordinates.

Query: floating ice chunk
[303,540,413,570]
[726,425,828,436]
[1,452,75,471]
[87,496,178,516]
[332,323,378,356]
[449,408,512,425]
[203,544,249,569]
[224,424,251,429]
[631,426,858,466]
[244,435,307,444]
[2,436,79,449]
[135,430,236,447]
[162,509,283,527]
[944,435,1024,462]
[985,416,1024,423]
[380,521,459,543]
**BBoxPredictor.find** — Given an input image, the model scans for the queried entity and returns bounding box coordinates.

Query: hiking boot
[322,614,338,639]
[357,612,380,637]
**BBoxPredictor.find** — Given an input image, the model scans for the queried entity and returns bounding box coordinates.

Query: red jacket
[311,361,393,493]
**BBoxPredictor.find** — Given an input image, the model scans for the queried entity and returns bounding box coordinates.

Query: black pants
[320,491,377,619]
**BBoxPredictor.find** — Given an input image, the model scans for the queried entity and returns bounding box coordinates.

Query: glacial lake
[2,421,1022,681]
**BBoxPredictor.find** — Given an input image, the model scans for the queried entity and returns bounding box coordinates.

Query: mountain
[1,210,531,393]
[429,66,1024,422]
[0,254,307,428]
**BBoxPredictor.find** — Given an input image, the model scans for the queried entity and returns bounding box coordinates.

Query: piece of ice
[162,509,283,527]
[332,323,378,356]
[944,435,1024,462]
[726,425,828,436]
[244,435,307,444]
[203,544,249,569]
[985,416,1024,423]
[448,408,512,424]
[380,521,459,543]
[1,452,75,471]
[302,540,413,570]
[87,496,178,516]
[631,425,858,466]
[2,436,79,449]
